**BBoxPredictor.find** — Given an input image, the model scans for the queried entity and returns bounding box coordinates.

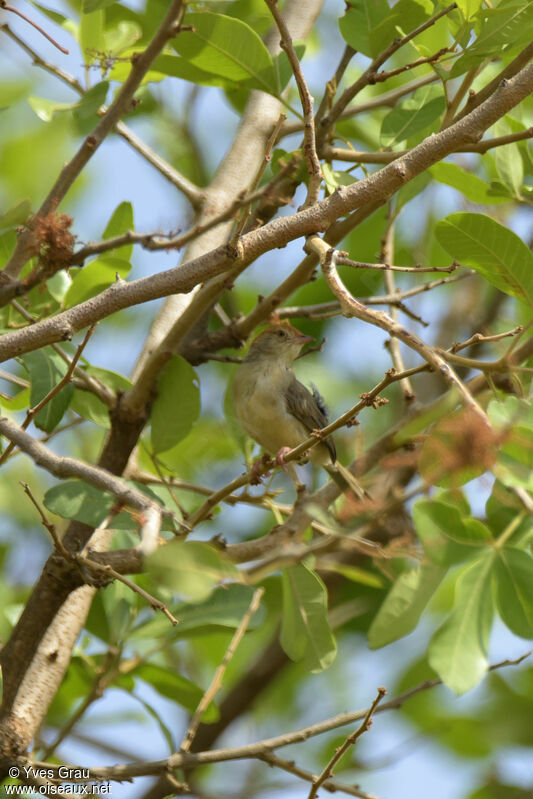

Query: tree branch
[1,0,186,280]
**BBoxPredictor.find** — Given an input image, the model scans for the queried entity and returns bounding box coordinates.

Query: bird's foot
[250,454,272,485]
[310,428,325,440]
[274,446,292,472]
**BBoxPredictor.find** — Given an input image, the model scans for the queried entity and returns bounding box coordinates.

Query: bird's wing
[284,377,336,461]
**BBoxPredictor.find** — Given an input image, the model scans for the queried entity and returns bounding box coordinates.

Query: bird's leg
[274,446,292,472]
[275,447,306,493]
[249,453,272,485]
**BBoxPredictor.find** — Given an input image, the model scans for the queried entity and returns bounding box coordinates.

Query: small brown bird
[233,321,364,494]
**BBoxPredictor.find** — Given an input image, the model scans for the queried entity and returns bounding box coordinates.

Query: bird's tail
[324,462,371,500]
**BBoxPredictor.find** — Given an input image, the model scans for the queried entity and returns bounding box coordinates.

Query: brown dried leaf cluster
[26,210,75,274]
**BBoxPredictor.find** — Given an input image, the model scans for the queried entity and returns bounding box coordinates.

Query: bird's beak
[295,333,314,345]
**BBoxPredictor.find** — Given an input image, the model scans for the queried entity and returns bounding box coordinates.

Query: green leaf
[0,81,32,110]
[28,96,73,123]
[371,0,433,55]
[338,0,390,57]
[80,8,105,58]
[381,84,445,147]
[146,540,240,601]
[456,0,482,19]
[65,256,131,307]
[148,54,232,88]
[131,584,263,639]
[134,663,218,722]
[280,563,337,673]
[368,563,447,648]
[104,20,142,55]
[430,162,508,205]
[224,373,248,453]
[428,553,495,694]
[452,0,533,74]
[495,548,533,638]
[151,355,200,454]
[0,200,32,233]
[47,271,72,303]
[102,201,134,260]
[319,562,384,589]
[83,0,118,11]
[126,691,175,753]
[22,347,74,433]
[488,397,533,491]
[0,388,30,412]
[322,163,356,195]
[70,389,110,428]
[412,499,486,565]
[273,44,305,93]
[493,119,524,198]
[70,365,131,427]
[29,1,70,28]
[44,480,136,528]
[396,171,431,210]
[72,81,109,133]
[172,13,277,95]
[435,212,533,307]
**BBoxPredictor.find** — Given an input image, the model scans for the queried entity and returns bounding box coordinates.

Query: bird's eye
[277,329,287,337]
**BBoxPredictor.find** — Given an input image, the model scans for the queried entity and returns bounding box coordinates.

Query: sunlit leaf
[428,552,495,694]
[435,212,533,307]
[172,12,277,94]
[65,256,131,307]
[495,548,533,638]
[147,540,240,601]
[369,563,446,648]
[280,563,337,673]
[430,162,508,205]
[381,84,445,147]
[21,347,74,432]
[151,355,200,453]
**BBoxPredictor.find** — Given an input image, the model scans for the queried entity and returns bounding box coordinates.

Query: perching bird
[233,321,366,495]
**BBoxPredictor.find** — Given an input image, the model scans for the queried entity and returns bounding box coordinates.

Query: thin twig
[265,0,322,206]
[314,44,356,127]
[282,75,439,137]
[0,416,166,517]
[309,237,488,424]
[370,46,454,85]
[188,364,420,526]
[336,255,458,274]
[69,180,281,267]
[2,0,186,280]
[0,1,68,52]
[451,326,524,353]
[380,212,415,401]
[277,271,475,320]
[440,65,484,129]
[181,587,264,752]
[230,113,287,244]
[325,127,533,163]
[320,3,458,139]
[77,555,179,626]
[0,23,203,207]
[260,751,381,799]
[308,687,387,799]
[9,300,114,405]
[37,652,529,781]
[41,649,122,760]
[20,481,70,559]
[0,325,96,466]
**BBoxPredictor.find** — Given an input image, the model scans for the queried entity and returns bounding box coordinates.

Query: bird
[232,321,366,496]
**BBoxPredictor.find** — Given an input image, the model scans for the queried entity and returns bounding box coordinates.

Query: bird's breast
[233,366,307,453]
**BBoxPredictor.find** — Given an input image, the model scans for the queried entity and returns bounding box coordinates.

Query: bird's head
[245,322,313,366]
